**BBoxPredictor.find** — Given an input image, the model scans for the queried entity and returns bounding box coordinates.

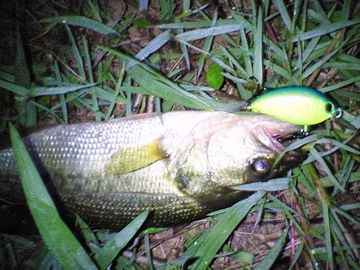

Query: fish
[249,86,342,127]
[0,111,303,229]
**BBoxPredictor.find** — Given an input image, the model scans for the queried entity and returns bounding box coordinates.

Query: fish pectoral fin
[105,139,168,175]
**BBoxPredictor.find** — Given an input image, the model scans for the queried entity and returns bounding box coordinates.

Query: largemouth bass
[0,111,302,229]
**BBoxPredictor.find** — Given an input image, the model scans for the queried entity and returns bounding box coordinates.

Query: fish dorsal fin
[105,139,167,175]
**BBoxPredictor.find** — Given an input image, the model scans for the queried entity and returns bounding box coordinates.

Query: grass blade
[41,16,118,36]
[273,0,292,31]
[101,46,214,110]
[176,25,241,41]
[323,61,360,70]
[144,233,154,270]
[197,11,217,77]
[320,76,360,92]
[321,199,333,269]
[105,65,126,120]
[302,45,342,79]
[294,18,360,41]
[187,191,265,270]
[232,178,289,191]
[29,83,98,97]
[330,209,357,260]
[316,138,360,155]
[15,25,36,126]
[289,242,304,269]
[15,26,30,88]
[309,148,344,191]
[138,0,149,11]
[0,78,29,96]
[82,35,101,121]
[130,30,171,67]
[254,227,289,270]
[64,24,85,79]
[157,19,244,29]
[76,215,99,253]
[311,0,329,24]
[94,210,149,269]
[53,61,68,123]
[253,6,263,86]
[9,124,97,270]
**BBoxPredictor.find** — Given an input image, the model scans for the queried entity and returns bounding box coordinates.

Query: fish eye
[250,158,269,177]
[325,102,334,113]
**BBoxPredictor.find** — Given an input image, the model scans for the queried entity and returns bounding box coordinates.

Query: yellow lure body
[250,86,341,126]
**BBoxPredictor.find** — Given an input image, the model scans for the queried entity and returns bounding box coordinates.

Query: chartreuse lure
[249,86,342,130]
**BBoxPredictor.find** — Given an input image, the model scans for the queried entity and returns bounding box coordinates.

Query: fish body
[249,86,341,126]
[0,111,301,229]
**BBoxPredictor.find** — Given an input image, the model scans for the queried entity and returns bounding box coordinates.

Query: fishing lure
[248,86,342,130]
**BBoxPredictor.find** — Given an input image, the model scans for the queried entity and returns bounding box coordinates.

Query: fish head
[169,113,304,197]
[207,115,303,185]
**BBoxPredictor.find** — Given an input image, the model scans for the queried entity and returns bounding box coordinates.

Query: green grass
[1,0,359,269]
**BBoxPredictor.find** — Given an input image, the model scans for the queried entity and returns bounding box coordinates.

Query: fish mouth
[254,120,300,152]
[228,117,307,191]
[253,118,306,175]
[248,116,307,168]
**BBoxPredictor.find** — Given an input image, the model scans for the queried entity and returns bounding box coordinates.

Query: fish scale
[0,111,302,229]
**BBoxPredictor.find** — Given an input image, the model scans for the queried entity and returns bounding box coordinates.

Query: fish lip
[259,125,301,154]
